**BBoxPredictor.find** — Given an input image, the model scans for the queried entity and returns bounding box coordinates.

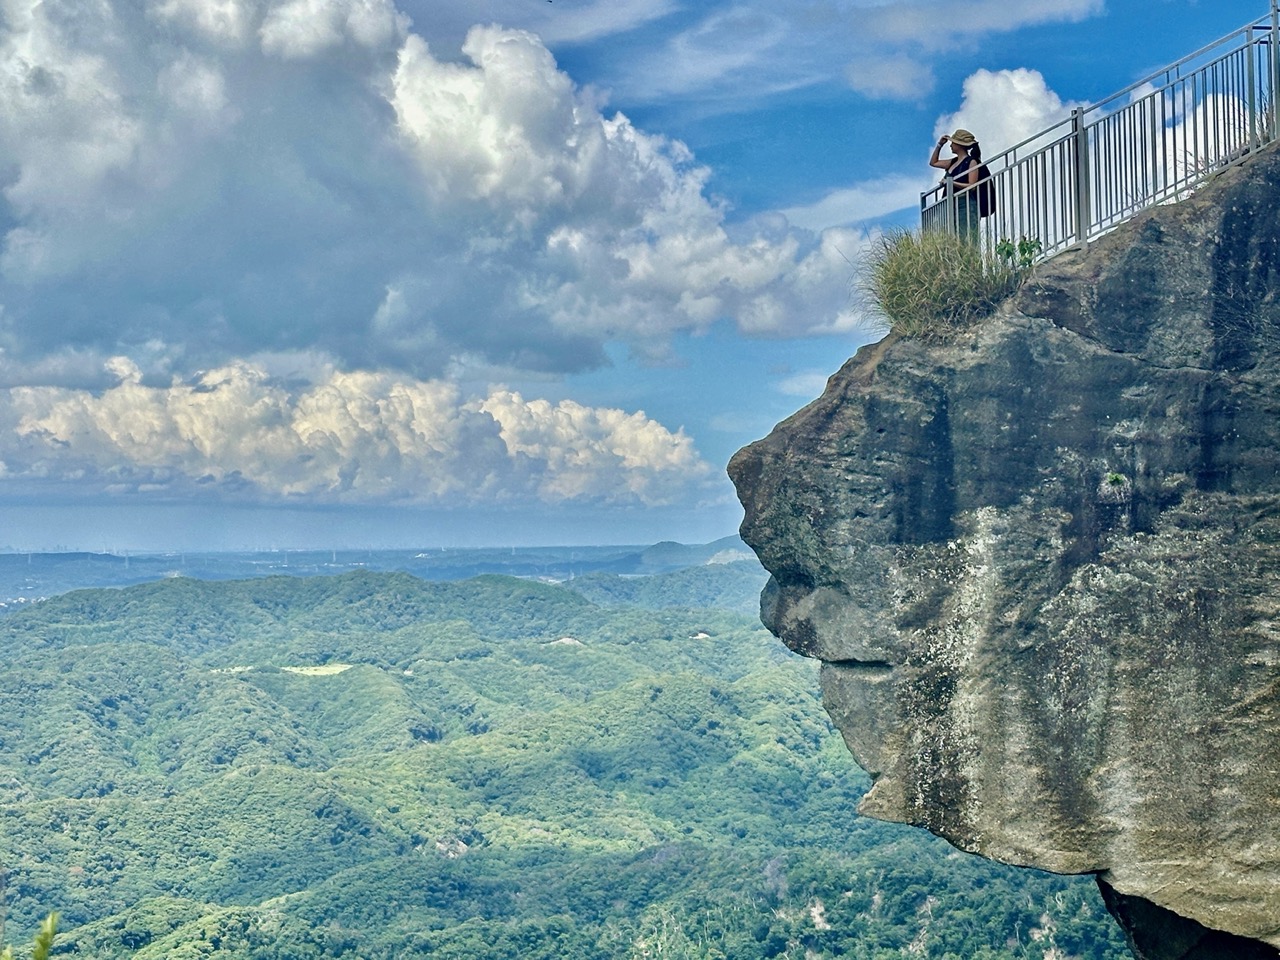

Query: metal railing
[921,2,1280,262]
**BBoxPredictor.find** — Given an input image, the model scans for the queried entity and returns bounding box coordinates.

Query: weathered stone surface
[1098,880,1280,960]
[729,146,1280,953]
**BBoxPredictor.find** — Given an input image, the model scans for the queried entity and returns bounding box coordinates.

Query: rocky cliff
[729,146,1280,959]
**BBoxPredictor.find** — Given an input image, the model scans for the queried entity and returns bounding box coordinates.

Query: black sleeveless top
[946,156,976,182]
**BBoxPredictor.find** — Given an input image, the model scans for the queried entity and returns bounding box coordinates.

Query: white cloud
[389,29,586,209]
[478,390,704,502]
[535,0,680,45]
[151,0,409,55]
[588,0,1105,106]
[846,54,935,100]
[151,0,257,46]
[861,0,1103,48]
[934,68,1084,157]
[780,175,936,231]
[157,51,237,132]
[0,3,142,275]
[6,361,710,505]
[382,24,855,344]
[774,370,831,399]
[0,8,850,386]
[391,0,678,51]
[259,0,408,59]
[639,7,791,99]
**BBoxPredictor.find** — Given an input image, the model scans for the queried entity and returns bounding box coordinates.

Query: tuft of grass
[862,229,1027,342]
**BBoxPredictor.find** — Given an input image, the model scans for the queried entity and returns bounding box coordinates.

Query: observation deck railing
[921,2,1280,262]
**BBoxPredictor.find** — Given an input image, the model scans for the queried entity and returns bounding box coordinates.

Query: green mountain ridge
[0,570,1126,958]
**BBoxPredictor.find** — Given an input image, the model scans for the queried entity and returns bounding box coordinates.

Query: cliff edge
[729,146,1280,958]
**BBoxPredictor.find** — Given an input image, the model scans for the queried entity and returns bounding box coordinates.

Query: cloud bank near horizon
[2,360,710,506]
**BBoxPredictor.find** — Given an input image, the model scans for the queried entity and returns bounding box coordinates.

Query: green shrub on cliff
[864,229,1025,341]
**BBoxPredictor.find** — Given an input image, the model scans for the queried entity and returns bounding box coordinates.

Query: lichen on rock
[729,145,1280,957]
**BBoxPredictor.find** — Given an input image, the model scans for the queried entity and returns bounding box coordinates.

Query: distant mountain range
[0,536,759,609]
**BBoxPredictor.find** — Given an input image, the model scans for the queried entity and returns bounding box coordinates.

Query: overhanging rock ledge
[729,145,1280,959]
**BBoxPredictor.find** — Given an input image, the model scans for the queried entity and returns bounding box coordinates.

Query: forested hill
[0,570,1126,958]
[0,571,602,661]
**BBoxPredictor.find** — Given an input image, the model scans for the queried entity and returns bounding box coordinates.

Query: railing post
[1247,27,1258,149]
[943,176,956,236]
[1071,107,1091,246]
[1272,0,1280,143]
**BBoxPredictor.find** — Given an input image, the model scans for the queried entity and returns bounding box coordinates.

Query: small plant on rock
[1099,472,1132,504]
[995,235,1043,270]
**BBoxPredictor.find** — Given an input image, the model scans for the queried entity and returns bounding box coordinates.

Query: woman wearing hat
[929,128,983,237]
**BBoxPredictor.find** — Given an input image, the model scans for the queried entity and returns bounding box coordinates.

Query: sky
[0,0,1265,551]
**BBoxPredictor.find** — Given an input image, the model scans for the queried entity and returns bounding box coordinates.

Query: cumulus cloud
[385,26,858,346]
[152,0,409,53]
[152,0,256,45]
[259,0,408,58]
[934,68,1085,156]
[0,3,851,389]
[5,360,709,505]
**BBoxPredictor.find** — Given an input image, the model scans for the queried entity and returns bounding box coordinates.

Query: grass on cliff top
[864,229,1026,341]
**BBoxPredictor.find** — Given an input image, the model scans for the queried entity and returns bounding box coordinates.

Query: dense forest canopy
[0,565,1127,958]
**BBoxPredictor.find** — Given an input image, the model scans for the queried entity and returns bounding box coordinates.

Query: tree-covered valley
[0,561,1129,958]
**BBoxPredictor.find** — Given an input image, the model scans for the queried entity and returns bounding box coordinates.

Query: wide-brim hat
[949,128,978,147]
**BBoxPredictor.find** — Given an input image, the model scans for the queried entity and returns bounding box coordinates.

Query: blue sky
[0,0,1264,551]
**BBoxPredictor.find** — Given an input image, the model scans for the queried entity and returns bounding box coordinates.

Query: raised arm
[928,135,951,170]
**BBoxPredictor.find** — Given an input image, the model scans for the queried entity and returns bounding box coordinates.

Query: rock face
[729,146,1280,957]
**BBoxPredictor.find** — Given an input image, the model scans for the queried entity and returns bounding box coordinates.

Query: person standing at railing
[929,129,983,239]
